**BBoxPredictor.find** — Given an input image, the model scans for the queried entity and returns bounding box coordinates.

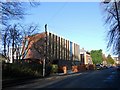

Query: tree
[1,1,39,26]
[1,23,39,63]
[1,2,24,26]
[101,1,120,56]
[20,24,39,60]
[107,54,115,65]
[1,1,40,61]
[2,26,10,57]
[90,49,103,64]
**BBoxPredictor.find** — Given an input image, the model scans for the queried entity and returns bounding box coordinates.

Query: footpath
[2,70,93,88]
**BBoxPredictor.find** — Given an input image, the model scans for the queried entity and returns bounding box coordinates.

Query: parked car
[103,66,108,69]
[95,64,102,70]
[109,66,114,68]
[116,66,120,71]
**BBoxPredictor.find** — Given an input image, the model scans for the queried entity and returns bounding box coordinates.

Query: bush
[51,64,58,73]
[2,63,43,79]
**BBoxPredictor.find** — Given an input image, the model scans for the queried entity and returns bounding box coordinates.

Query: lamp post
[43,24,47,77]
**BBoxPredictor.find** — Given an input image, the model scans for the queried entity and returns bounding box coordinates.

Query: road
[5,67,120,88]
[46,68,120,88]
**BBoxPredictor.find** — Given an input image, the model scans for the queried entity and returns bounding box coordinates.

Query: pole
[43,24,47,77]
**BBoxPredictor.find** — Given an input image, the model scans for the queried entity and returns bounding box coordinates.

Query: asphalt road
[45,68,120,88]
[5,67,120,89]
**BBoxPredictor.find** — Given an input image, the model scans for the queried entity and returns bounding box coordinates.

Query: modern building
[25,32,81,70]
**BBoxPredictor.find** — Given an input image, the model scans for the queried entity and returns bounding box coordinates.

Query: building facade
[25,32,81,70]
[102,54,107,66]
[80,48,93,65]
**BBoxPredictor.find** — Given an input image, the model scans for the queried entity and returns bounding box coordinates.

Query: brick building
[80,48,93,65]
[25,32,81,70]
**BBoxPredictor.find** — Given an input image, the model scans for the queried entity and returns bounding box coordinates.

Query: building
[25,32,81,70]
[113,57,120,65]
[8,47,22,63]
[102,54,107,66]
[80,48,93,65]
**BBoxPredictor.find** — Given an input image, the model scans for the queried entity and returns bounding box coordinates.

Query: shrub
[51,64,58,73]
[2,63,43,79]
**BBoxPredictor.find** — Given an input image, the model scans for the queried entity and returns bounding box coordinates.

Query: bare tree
[2,26,10,56]
[1,1,40,26]
[1,2,24,26]
[101,1,120,55]
[19,24,39,60]
[1,23,39,63]
[1,1,40,62]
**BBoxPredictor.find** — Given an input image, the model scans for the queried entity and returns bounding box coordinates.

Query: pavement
[3,70,80,88]
[12,71,84,88]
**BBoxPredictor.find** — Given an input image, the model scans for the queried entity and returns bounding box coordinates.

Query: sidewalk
[51,70,75,76]
[2,73,63,88]
[3,70,93,88]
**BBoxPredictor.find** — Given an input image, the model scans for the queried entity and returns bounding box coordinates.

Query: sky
[18,2,111,56]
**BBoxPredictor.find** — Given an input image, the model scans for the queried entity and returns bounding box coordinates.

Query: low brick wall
[72,64,95,73]
[58,64,95,74]
[58,66,67,74]
[88,64,95,70]
[72,66,78,73]
[78,64,86,71]
[63,66,67,74]
[72,64,86,73]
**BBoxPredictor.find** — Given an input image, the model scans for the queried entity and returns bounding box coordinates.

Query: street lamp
[43,24,47,77]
